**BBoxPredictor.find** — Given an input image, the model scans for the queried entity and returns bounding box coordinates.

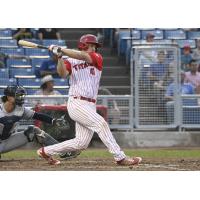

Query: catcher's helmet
[4,85,27,105]
[78,34,101,50]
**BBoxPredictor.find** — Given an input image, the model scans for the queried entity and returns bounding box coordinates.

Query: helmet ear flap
[78,42,89,50]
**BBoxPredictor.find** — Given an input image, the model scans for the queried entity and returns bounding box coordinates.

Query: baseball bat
[18,40,48,49]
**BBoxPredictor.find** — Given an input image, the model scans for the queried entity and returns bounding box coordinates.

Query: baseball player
[0,85,79,164]
[37,34,142,166]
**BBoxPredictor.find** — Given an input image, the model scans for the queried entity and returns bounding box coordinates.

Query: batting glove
[49,45,63,58]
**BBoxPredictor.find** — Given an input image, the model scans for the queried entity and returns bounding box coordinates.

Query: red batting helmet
[78,34,101,50]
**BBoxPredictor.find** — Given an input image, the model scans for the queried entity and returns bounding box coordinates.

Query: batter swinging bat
[18,40,48,49]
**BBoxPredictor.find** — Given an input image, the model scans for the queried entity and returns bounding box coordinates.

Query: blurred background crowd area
[2,28,200,134]
[1,28,200,96]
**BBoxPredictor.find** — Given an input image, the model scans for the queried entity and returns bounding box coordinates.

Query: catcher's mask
[78,34,101,51]
[4,85,27,106]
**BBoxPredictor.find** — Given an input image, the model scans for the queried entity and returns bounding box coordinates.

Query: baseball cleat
[37,147,61,165]
[117,157,142,166]
[59,150,81,160]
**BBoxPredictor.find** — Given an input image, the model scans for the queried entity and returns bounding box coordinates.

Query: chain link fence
[132,44,200,130]
[133,45,180,128]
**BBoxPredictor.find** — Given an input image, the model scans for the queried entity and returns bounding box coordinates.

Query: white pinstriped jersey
[63,52,103,100]
[44,52,127,161]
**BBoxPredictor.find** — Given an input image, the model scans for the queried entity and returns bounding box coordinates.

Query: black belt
[73,96,96,103]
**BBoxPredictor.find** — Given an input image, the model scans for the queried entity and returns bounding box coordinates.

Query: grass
[2,148,200,159]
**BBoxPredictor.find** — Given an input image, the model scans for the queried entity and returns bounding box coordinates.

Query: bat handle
[37,45,49,49]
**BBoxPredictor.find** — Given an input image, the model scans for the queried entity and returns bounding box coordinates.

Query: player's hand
[49,44,56,51]
[49,45,63,58]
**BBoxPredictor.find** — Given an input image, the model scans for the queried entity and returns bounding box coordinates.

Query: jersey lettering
[64,53,103,99]
[73,62,90,71]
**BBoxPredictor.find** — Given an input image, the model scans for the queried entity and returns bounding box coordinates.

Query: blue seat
[24,48,49,56]
[182,98,198,106]
[42,39,66,47]
[30,29,39,39]
[0,39,18,48]
[56,88,69,95]
[9,68,35,78]
[187,31,200,39]
[53,78,69,86]
[31,58,49,77]
[183,106,200,124]
[0,68,9,78]
[0,78,17,86]
[102,28,113,41]
[31,58,49,68]
[118,30,131,56]
[6,58,31,68]
[26,88,38,95]
[165,29,186,39]
[25,87,68,95]
[0,29,12,38]
[141,29,164,39]
[166,101,199,125]
[0,88,4,95]
[118,30,141,57]
[175,40,196,48]
[18,78,41,87]
[0,48,24,56]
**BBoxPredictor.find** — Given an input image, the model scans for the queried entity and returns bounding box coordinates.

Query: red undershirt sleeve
[88,52,103,71]
[64,60,72,74]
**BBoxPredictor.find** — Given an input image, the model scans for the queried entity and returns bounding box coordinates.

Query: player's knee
[97,118,109,132]
[78,142,89,150]
[23,125,36,142]
[76,138,89,150]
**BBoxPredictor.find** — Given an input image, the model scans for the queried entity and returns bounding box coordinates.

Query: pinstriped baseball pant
[44,97,126,161]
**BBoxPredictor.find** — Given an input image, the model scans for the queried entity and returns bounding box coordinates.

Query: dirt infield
[1,157,200,171]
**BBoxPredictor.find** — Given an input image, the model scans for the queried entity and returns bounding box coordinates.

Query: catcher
[0,85,79,162]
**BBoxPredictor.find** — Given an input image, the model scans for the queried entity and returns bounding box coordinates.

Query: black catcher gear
[4,85,26,106]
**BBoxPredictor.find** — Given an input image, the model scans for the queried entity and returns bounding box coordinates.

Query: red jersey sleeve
[64,59,72,74]
[88,52,103,71]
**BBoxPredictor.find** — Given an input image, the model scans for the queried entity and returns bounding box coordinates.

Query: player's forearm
[32,112,54,124]
[61,48,92,63]
[57,58,69,78]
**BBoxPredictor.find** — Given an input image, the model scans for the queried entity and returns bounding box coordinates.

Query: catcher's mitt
[52,114,70,129]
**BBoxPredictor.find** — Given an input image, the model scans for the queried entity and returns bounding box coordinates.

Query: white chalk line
[142,164,188,171]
